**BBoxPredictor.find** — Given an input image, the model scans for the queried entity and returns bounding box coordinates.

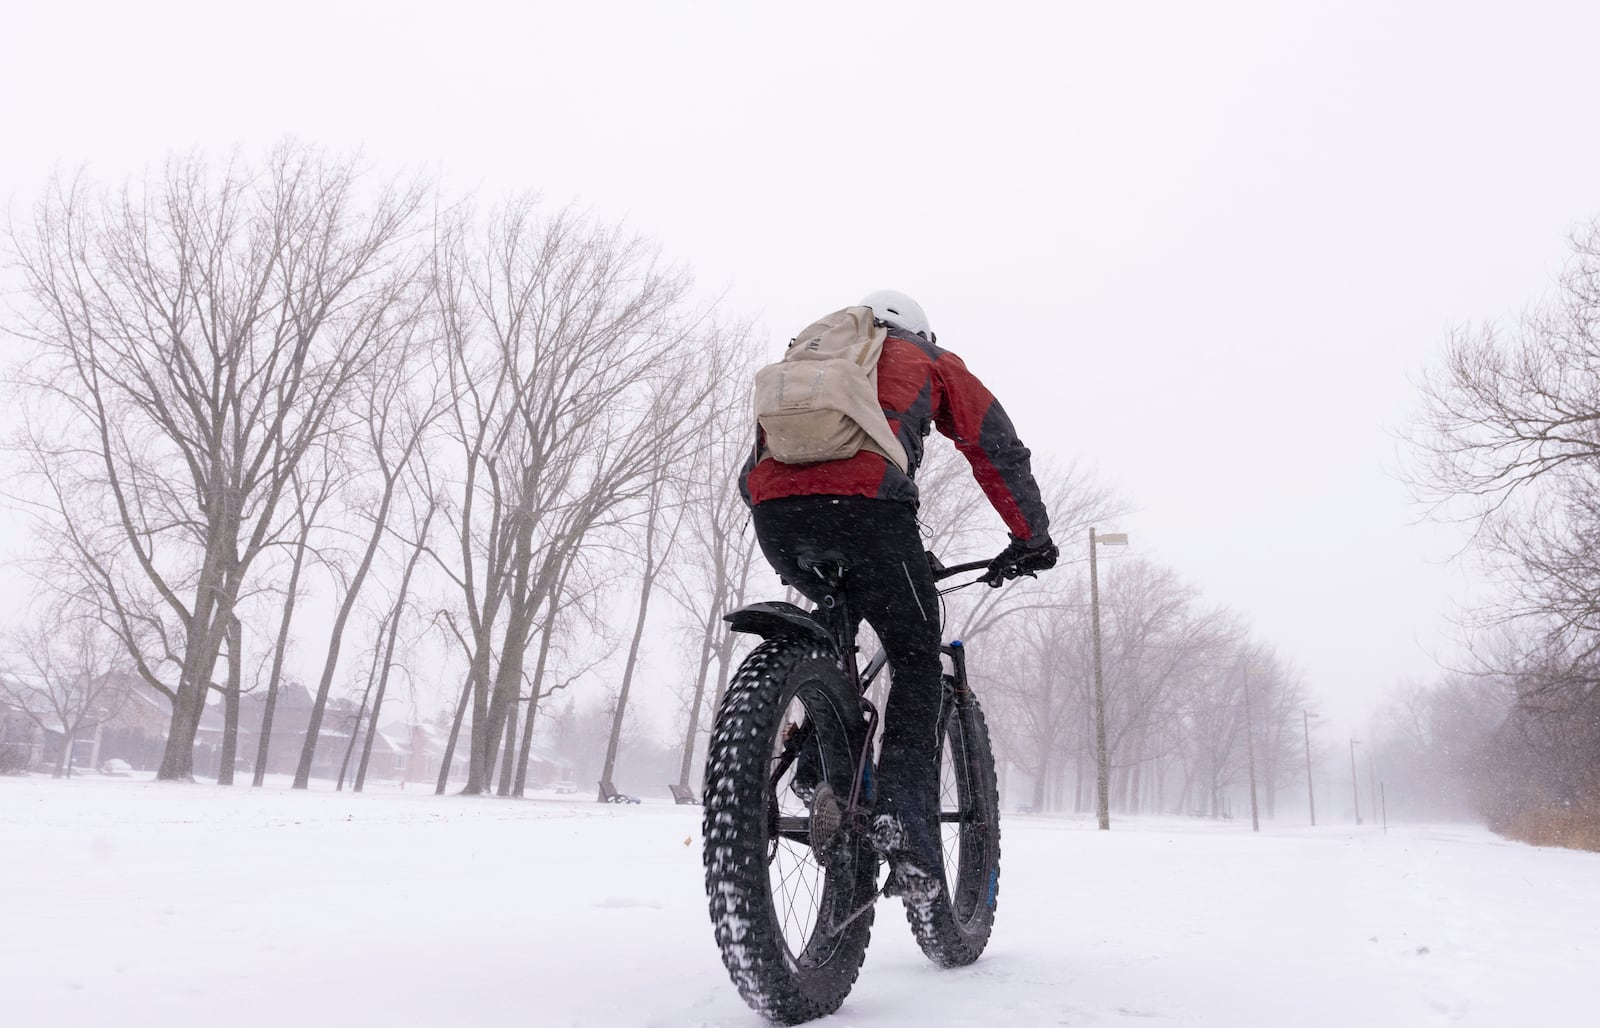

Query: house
[93,672,170,771]
[191,683,365,781]
[0,670,165,774]
[522,745,576,790]
[1,698,43,773]
[4,665,519,787]
[353,722,566,789]
[364,721,470,786]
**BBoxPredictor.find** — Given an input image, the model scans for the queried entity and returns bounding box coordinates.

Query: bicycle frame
[706,551,1014,1004]
[727,555,993,821]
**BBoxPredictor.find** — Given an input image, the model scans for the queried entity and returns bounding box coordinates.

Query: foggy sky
[5,1,1600,735]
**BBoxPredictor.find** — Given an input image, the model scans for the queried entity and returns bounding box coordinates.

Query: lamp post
[1242,662,1260,833]
[1302,711,1318,827]
[1349,738,1362,825]
[1090,527,1128,832]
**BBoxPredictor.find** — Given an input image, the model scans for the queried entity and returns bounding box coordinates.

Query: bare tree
[1413,224,1600,517]
[252,462,338,786]
[353,481,440,792]
[1101,562,1238,813]
[978,557,1248,816]
[1409,220,1600,842]
[291,304,438,789]
[980,596,1091,811]
[509,544,611,796]
[597,471,691,799]
[429,198,715,795]
[7,144,429,780]
[1411,224,1600,644]
[336,640,384,791]
[666,368,762,795]
[0,610,129,777]
[1243,651,1310,818]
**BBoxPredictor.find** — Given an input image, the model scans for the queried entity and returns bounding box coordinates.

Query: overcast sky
[5,1,1600,734]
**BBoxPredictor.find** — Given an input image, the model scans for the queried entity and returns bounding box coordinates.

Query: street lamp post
[1302,711,1318,827]
[1090,527,1128,832]
[1349,738,1363,825]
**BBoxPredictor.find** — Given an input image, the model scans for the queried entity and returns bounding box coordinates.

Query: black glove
[981,533,1058,587]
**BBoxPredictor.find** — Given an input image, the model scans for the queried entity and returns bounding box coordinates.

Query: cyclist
[739,289,1056,910]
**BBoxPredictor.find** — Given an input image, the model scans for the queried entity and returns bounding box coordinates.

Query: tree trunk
[52,726,75,778]
[338,654,381,791]
[158,590,232,780]
[218,616,242,785]
[676,608,719,792]
[513,650,556,797]
[355,502,433,792]
[513,635,557,796]
[437,674,474,796]
[478,605,535,792]
[293,482,401,789]
[458,634,495,794]
[255,515,313,786]
[336,696,368,791]
[708,621,741,729]
[513,553,586,797]
[354,610,398,794]
[707,551,755,721]
[599,565,657,799]
[496,699,521,797]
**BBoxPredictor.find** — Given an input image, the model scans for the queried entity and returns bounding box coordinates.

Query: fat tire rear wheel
[703,636,880,1024]
[905,681,1002,967]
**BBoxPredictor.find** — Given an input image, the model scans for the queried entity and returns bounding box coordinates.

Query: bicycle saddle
[795,548,850,583]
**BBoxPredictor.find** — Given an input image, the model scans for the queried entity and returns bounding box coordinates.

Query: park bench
[669,783,699,805]
[597,780,640,804]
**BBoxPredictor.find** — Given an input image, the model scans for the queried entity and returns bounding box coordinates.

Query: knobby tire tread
[905,687,1002,968]
[703,636,877,1024]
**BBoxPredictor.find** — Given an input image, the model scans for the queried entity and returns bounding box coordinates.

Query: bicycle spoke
[939,715,968,883]
[766,691,836,960]
[773,838,823,951]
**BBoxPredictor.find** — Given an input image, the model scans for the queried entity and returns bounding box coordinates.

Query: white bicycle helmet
[860,289,933,341]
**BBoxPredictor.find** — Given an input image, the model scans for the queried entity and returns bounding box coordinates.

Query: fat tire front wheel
[905,681,1002,967]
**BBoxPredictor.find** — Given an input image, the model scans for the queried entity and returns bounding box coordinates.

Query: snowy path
[1,777,1593,1027]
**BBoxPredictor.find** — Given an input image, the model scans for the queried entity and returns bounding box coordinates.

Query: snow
[1,775,1593,1027]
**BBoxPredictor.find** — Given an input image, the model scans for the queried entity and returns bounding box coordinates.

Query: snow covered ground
[2,775,1593,1027]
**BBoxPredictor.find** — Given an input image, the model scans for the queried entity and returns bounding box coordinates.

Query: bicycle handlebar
[931,557,994,582]
[932,547,1056,588]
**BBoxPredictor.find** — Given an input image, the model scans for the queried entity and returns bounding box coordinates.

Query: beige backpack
[752,306,910,473]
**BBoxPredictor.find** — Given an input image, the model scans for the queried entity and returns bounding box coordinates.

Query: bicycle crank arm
[825,886,884,938]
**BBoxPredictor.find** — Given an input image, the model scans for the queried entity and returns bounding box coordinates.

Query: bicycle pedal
[883,862,943,911]
[867,812,907,855]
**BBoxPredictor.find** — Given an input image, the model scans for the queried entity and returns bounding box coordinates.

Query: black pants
[750,495,943,859]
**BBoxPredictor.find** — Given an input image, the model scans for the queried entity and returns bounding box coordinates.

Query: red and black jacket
[740,327,1050,542]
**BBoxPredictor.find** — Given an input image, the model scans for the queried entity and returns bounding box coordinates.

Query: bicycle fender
[723,601,832,645]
